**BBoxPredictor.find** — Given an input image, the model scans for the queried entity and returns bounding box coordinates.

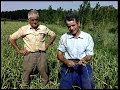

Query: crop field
[1,21,118,89]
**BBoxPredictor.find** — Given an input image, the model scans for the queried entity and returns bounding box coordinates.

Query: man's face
[29,15,39,29]
[66,20,80,35]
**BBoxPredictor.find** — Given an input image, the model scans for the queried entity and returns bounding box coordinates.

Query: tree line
[1,1,118,27]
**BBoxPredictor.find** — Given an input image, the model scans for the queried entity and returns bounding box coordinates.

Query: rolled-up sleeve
[46,27,56,37]
[57,37,66,53]
[85,35,94,56]
[9,28,24,40]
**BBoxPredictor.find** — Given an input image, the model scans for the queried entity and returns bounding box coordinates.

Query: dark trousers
[59,64,95,89]
[22,51,49,85]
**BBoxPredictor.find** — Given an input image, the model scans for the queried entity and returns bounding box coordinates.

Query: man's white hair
[28,9,39,19]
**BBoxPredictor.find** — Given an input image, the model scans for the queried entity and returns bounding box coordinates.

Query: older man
[8,9,56,89]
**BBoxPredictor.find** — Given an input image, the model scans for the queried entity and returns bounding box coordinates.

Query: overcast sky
[1,1,118,12]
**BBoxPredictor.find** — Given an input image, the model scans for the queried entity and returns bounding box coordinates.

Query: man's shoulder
[60,32,71,41]
[38,24,47,28]
[81,31,91,36]
[20,24,30,29]
[61,32,69,38]
[81,31,88,34]
[81,31,93,40]
[38,25,50,31]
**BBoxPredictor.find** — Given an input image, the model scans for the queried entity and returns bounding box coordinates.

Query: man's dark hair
[64,13,79,24]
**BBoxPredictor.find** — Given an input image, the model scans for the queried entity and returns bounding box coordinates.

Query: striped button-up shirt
[10,24,56,52]
[57,31,94,59]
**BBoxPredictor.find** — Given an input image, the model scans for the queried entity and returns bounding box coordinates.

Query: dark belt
[68,59,80,63]
[30,50,45,53]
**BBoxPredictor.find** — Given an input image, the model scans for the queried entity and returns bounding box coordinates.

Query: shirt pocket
[24,33,35,42]
[38,33,45,42]
[76,45,87,54]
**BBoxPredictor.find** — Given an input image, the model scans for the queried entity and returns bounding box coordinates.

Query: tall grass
[1,21,118,89]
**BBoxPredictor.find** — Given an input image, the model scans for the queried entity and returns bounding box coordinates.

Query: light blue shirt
[57,31,94,59]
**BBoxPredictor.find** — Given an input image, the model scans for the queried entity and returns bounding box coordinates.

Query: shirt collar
[68,31,84,39]
[29,24,40,30]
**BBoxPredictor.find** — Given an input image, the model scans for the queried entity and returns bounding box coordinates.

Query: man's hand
[78,59,87,66]
[66,60,75,68]
[18,49,30,55]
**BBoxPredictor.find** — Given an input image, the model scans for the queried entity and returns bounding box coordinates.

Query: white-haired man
[8,9,56,89]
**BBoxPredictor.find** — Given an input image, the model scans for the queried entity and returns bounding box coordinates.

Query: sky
[1,1,118,12]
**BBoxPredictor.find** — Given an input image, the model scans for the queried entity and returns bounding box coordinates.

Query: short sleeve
[57,36,66,53]
[85,34,94,56]
[9,27,24,39]
[46,27,56,37]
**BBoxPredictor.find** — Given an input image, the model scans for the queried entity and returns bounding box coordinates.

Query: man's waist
[24,44,46,52]
[68,59,80,63]
[30,50,45,53]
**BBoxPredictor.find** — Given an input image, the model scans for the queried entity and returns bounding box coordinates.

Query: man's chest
[65,38,88,52]
[23,30,46,42]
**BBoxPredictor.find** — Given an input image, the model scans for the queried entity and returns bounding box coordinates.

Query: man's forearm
[46,35,56,48]
[57,53,67,64]
[81,55,92,62]
[8,37,20,52]
[57,50,69,64]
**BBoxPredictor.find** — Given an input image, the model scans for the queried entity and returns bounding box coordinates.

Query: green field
[1,21,118,89]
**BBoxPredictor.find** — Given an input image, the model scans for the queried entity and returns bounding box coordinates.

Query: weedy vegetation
[1,21,118,89]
